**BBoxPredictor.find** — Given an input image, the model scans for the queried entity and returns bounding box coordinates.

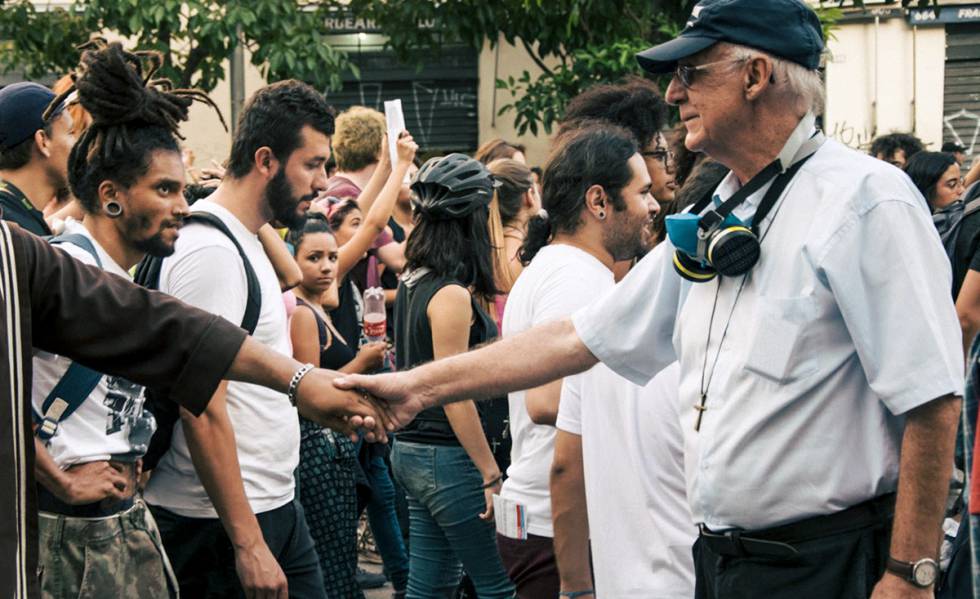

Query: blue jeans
[365,451,410,591]
[391,441,514,599]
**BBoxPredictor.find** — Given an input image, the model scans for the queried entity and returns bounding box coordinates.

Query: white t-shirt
[143,200,299,518]
[573,137,964,530]
[558,363,695,598]
[499,244,613,537]
[32,220,153,466]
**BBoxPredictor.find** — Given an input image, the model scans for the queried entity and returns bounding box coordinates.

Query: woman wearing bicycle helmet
[391,154,515,598]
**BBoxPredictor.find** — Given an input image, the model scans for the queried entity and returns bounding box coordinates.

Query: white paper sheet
[384,99,406,166]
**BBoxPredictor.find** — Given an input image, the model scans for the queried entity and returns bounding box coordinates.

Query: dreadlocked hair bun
[57,41,226,213]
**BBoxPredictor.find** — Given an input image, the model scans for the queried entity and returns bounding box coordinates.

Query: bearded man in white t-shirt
[496,122,657,597]
[544,80,697,599]
[143,80,337,599]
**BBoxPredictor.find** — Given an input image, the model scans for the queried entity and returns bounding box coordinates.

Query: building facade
[821,0,980,166]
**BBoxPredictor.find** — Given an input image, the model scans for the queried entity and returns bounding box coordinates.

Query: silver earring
[104,201,123,217]
[598,210,606,220]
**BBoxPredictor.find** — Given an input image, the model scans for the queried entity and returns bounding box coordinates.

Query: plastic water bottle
[363,287,387,343]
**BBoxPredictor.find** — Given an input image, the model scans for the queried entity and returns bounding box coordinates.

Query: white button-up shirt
[572,137,963,531]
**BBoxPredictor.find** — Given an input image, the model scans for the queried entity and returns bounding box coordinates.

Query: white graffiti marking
[944,108,980,155]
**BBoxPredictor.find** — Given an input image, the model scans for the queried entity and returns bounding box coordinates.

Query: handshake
[291,367,425,443]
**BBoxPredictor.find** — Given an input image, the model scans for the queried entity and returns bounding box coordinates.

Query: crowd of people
[2,0,980,598]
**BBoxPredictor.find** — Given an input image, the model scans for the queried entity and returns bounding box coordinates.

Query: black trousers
[150,499,328,599]
[694,518,891,599]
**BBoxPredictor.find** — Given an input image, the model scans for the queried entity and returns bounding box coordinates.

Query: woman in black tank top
[287,215,386,598]
[391,154,514,598]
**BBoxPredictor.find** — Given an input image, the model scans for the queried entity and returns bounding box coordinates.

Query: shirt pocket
[743,295,819,384]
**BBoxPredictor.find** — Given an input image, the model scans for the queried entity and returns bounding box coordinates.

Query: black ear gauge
[673,250,717,283]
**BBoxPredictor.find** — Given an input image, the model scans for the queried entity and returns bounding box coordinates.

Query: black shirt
[394,270,497,445]
[953,207,980,298]
[330,276,362,348]
[0,180,51,237]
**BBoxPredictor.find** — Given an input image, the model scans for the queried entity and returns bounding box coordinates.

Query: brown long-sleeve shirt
[0,221,247,598]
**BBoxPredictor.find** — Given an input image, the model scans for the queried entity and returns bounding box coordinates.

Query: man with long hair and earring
[494,123,658,599]
[30,41,223,598]
[340,1,963,597]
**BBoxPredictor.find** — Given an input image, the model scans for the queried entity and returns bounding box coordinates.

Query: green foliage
[0,3,91,81]
[350,0,699,135]
[0,0,356,92]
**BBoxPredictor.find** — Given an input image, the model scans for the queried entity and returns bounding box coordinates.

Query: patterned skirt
[297,417,365,599]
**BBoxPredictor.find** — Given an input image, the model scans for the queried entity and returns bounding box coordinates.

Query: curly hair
[870,132,924,163]
[559,77,669,149]
[332,106,386,173]
[52,41,223,213]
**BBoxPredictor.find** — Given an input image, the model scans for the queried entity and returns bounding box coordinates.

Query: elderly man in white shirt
[339,1,963,597]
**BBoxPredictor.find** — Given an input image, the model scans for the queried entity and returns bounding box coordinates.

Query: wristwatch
[885,556,939,588]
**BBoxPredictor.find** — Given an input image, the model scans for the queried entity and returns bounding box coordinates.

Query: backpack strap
[133,211,262,334]
[34,363,104,440]
[50,233,103,269]
[184,212,262,334]
[34,232,107,439]
[963,193,980,219]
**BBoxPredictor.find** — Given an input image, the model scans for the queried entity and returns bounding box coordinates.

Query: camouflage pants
[38,498,177,599]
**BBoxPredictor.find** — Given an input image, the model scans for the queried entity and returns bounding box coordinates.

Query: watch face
[912,560,938,586]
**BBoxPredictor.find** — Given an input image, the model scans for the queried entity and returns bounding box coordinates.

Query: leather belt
[699,493,896,560]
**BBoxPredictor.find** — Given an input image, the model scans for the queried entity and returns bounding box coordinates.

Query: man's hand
[333,370,428,431]
[234,539,288,599]
[870,572,932,599]
[55,461,131,505]
[296,368,393,442]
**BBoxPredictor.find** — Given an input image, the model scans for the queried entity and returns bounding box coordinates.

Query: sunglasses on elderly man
[671,56,779,89]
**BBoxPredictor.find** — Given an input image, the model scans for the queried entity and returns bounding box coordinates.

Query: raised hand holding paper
[384,99,406,166]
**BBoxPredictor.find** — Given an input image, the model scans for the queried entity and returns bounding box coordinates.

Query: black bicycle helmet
[411,153,497,219]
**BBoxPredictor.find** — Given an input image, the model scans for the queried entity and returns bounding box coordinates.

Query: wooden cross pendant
[694,393,708,432]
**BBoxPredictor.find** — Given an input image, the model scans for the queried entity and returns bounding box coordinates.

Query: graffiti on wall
[829,120,874,150]
[944,108,980,157]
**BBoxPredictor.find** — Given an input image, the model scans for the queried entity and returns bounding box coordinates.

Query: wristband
[481,473,504,489]
[559,591,594,598]
[287,363,315,407]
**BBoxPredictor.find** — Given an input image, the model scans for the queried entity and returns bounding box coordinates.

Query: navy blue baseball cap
[636,0,824,75]
[0,82,66,151]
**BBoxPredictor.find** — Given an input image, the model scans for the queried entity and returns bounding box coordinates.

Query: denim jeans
[364,452,410,591]
[391,440,514,599]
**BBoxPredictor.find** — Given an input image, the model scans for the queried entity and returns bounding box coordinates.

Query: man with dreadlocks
[28,42,222,598]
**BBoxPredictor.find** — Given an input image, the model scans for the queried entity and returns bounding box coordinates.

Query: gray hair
[724,43,825,117]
